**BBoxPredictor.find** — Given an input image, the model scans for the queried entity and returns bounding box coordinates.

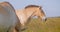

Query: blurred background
[0,0,60,17]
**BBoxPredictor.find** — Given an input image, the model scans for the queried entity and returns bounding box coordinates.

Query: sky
[0,0,60,17]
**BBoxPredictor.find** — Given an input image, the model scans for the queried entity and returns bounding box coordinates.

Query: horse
[15,5,47,30]
[0,1,21,32]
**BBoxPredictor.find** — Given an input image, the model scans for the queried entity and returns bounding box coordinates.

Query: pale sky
[0,0,60,17]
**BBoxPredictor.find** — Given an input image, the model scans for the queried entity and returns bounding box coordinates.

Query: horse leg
[15,25,21,32]
[20,21,28,31]
[7,26,16,32]
[12,28,17,32]
[10,27,20,32]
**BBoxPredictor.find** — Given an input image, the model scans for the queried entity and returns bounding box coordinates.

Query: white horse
[15,5,47,30]
[0,1,20,32]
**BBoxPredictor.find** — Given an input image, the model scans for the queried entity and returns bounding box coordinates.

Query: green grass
[0,17,60,32]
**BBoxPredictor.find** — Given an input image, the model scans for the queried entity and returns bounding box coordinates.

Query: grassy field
[0,17,60,32]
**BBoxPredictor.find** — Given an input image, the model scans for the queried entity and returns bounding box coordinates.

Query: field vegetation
[0,17,60,32]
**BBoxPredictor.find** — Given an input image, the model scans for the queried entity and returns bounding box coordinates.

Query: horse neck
[24,8,36,18]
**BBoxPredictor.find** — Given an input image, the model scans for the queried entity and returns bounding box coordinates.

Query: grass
[0,25,8,32]
[0,17,60,32]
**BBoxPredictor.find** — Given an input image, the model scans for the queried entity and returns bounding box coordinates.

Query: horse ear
[39,6,42,9]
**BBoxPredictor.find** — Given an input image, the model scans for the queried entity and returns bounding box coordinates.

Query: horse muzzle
[42,16,47,21]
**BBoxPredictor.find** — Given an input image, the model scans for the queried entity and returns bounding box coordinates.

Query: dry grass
[0,17,60,32]
[22,17,60,32]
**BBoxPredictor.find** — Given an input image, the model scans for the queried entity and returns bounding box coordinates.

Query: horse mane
[25,5,41,9]
[25,5,45,15]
